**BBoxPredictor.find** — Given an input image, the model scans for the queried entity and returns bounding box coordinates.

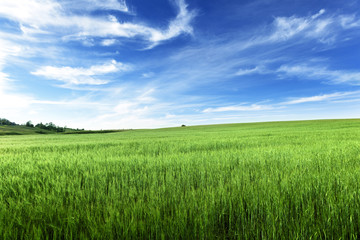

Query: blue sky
[1,0,360,129]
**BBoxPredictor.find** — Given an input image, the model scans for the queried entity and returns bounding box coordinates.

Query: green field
[1,119,360,239]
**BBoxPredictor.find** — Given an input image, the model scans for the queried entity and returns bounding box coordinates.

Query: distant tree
[45,122,56,131]
[25,121,34,128]
[181,124,186,127]
[35,122,65,132]
[35,122,45,129]
[0,118,16,126]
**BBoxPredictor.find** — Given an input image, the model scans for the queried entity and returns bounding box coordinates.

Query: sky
[1,0,360,129]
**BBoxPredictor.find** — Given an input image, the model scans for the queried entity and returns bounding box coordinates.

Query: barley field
[1,119,360,239]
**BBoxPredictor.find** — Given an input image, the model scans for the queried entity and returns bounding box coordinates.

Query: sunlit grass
[1,119,360,239]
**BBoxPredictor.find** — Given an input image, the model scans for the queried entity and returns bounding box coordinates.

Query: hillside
[1,118,359,136]
[0,124,126,136]
[0,125,53,135]
[0,117,129,135]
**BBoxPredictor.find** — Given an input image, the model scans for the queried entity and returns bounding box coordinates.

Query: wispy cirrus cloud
[237,9,360,50]
[235,66,264,76]
[339,14,360,29]
[201,91,360,114]
[0,0,196,48]
[167,9,360,88]
[0,56,34,115]
[0,38,24,93]
[277,64,360,85]
[0,39,22,68]
[203,104,273,113]
[0,72,10,92]
[268,9,332,43]
[66,0,196,48]
[101,39,118,46]
[281,91,360,105]
[151,0,196,41]
[31,60,130,87]
[62,0,129,12]
[0,0,61,27]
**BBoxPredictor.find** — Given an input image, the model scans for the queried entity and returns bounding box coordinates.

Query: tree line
[0,118,16,126]
[26,121,66,133]
[1,118,78,133]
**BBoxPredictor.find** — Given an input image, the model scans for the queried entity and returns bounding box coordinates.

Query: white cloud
[0,0,128,27]
[0,72,10,92]
[339,14,360,29]
[142,72,155,78]
[86,87,165,129]
[0,92,32,109]
[64,0,129,12]
[0,38,26,94]
[31,60,130,86]
[0,84,164,129]
[101,39,117,46]
[0,39,22,67]
[235,66,262,76]
[0,37,37,118]
[31,98,106,107]
[0,0,195,48]
[238,9,360,48]
[136,88,156,103]
[270,16,311,41]
[278,64,360,85]
[281,92,357,105]
[165,114,176,119]
[268,9,334,42]
[203,104,273,113]
[148,0,195,42]
[0,0,64,28]
[312,9,326,19]
[66,0,196,47]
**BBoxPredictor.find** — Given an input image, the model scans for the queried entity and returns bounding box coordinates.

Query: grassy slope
[0,125,53,135]
[0,125,125,135]
[0,119,360,239]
